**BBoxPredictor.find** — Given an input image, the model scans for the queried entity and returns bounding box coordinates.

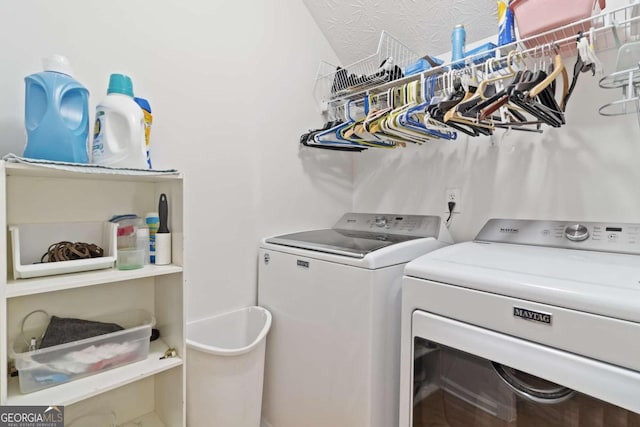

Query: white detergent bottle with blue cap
[92,73,147,168]
[24,54,90,163]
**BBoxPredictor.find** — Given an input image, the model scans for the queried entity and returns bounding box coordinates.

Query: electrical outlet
[445,188,461,213]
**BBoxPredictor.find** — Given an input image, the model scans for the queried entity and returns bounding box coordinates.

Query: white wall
[353,47,640,242]
[4,1,632,324]
[0,0,352,322]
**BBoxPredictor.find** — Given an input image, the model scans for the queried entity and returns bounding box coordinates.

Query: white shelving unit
[0,161,186,426]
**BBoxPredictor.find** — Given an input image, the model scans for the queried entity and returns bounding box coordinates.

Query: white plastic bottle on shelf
[136,224,150,264]
[92,73,148,168]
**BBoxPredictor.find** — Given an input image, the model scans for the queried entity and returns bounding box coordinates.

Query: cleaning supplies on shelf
[497,0,516,46]
[134,97,153,169]
[155,194,171,265]
[92,74,148,169]
[137,225,150,264]
[451,24,466,67]
[145,212,160,264]
[23,54,90,164]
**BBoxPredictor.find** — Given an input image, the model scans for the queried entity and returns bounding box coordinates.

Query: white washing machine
[258,213,452,427]
[399,218,640,427]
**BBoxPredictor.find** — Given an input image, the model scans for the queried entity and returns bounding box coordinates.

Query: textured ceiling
[303,0,499,66]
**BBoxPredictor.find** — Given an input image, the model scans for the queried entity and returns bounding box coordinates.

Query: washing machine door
[408,312,640,426]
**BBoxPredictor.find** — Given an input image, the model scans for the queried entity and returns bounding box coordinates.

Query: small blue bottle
[24,55,90,163]
[451,24,466,67]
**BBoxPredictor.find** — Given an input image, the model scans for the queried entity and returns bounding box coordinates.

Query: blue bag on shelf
[405,55,445,76]
[464,43,498,65]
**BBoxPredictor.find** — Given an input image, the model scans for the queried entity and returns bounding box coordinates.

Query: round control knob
[374,216,388,228]
[565,224,590,242]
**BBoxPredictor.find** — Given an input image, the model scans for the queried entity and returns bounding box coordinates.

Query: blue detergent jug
[24,55,90,163]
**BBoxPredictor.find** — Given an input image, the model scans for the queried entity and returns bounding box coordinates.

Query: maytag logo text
[513,307,552,325]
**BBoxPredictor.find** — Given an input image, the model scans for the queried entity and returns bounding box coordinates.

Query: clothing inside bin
[27,341,143,375]
[39,316,123,349]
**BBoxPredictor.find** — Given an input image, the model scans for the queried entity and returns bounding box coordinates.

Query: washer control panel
[333,213,441,238]
[476,219,640,254]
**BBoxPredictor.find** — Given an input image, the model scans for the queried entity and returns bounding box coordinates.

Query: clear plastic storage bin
[11,309,154,393]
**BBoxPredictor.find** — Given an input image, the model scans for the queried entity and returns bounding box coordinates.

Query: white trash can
[187,306,272,427]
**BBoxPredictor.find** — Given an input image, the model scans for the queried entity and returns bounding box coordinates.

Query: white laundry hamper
[186,306,272,427]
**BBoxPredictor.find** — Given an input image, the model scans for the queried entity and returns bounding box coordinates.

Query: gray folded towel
[39,316,124,349]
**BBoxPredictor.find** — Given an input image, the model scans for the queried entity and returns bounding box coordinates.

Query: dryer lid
[266,229,419,258]
[265,213,442,258]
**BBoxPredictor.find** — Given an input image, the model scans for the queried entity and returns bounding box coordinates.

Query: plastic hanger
[302,116,367,151]
[340,97,398,148]
[362,89,416,146]
[529,52,569,101]
[313,101,369,148]
[426,75,489,137]
[381,85,431,144]
[461,52,544,131]
[399,76,457,140]
[364,89,394,134]
[394,81,453,142]
[431,67,494,135]
[496,45,565,128]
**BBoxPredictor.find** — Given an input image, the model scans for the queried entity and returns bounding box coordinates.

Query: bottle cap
[107,73,134,97]
[454,24,465,29]
[134,97,152,113]
[42,54,73,76]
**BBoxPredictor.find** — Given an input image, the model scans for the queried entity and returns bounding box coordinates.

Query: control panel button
[374,216,388,228]
[565,224,590,242]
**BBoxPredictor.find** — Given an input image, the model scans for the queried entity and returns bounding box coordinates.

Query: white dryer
[399,219,640,427]
[258,213,452,427]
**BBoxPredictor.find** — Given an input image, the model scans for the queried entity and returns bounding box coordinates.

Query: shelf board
[122,411,167,427]
[6,265,183,298]
[4,162,182,183]
[7,339,182,406]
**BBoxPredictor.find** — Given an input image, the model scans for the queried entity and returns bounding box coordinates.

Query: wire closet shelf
[314,31,420,106]
[314,3,640,109]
